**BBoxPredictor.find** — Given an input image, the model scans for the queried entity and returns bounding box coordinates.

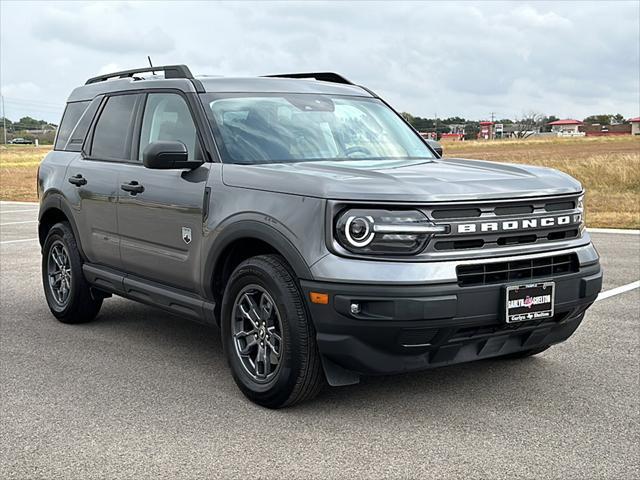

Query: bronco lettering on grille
[456,214,581,234]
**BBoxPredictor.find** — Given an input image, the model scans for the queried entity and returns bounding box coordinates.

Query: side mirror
[434,142,443,157]
[426,139,443,157]
[142,141,202,170]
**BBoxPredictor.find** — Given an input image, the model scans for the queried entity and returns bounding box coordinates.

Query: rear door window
[90,94,139,161]
[54,101,90,151]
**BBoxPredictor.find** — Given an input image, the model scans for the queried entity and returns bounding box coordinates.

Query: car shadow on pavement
[84,298,570,418]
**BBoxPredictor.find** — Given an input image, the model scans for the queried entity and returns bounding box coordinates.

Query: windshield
[200,93,435,164]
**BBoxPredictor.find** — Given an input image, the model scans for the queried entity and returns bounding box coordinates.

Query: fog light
[350,303,361,314]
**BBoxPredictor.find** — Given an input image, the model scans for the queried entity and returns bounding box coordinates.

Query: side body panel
[201,164,325,299]
[64,156,121,267]
[38,151,76,202]
[117,162,211,292]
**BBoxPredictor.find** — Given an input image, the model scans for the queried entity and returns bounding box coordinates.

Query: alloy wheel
[47,240,72,307]
[231,285,283,382]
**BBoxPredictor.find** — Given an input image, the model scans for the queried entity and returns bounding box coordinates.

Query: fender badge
[182,227,192,245]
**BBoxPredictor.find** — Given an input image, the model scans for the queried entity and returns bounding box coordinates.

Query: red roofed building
[548,119,583,135]
[630,117,640,136]
[478,121,494,140]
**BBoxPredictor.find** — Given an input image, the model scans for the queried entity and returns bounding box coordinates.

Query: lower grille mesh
[457,253,579,287]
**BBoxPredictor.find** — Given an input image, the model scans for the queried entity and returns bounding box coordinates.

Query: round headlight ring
[344,215,375,247]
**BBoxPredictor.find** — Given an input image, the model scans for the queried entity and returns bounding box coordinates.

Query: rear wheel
[221,254,324,408]
[42,222,102,324]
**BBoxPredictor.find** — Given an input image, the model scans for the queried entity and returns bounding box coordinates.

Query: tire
[41,221,102,324]
[221,254,325,408]
[499,345,551,359]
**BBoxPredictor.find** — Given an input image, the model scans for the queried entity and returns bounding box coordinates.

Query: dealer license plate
[505,282,555,323]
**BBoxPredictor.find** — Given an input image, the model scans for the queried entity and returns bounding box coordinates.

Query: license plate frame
[504,282,555,324]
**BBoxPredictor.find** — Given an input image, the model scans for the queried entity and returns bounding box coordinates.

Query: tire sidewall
[42,223,81,317]
[221,258,307,406]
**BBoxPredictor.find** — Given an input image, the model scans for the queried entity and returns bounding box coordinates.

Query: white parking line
[0,237,39,245]
[1,220,38,226]
[0,201,38,205]
[588,228,640,235]
[596,281,640,302]
[0,209,39,213]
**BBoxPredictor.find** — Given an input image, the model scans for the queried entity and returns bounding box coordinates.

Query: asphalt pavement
[1,201,638,479]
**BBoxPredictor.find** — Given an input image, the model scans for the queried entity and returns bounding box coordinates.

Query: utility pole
[1,94,6,145]
[489,112,496,139]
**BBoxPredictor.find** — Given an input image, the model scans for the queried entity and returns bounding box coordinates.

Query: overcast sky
[1,1,638,123]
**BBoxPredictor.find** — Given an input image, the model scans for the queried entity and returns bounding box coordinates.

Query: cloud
[1,1,637,123]
[510,6,572,28]
[33,3,174,54]
[1,82,42,97]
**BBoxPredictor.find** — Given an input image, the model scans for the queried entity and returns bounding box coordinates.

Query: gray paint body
[39,74,596,318]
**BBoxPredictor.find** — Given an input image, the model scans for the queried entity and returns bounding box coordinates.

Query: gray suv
[38,65,602,408]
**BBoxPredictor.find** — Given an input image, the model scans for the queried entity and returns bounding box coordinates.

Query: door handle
[120,181,144,194]
[68,174,87,186]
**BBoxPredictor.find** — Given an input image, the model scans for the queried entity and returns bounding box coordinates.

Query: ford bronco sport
[38,65,602,408]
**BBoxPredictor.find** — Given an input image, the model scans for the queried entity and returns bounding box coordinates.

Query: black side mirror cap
[142,141,202,169]
[425,139,443,157]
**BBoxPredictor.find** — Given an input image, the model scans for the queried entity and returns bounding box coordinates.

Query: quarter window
[139,93,202,161]
[54,101,89,151]
[91,94,138,160]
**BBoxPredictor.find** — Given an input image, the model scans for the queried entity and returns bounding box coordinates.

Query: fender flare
[202,219,313,299]
[38,192,86,259]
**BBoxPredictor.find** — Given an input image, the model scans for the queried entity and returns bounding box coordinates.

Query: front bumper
[301,247,602,384]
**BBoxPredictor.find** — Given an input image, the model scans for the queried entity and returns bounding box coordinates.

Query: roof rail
[85,64,194,85]
[262,72,353,85]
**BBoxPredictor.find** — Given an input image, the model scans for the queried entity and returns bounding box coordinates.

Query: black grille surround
[421,193,584,255]
[456,253,580,287]
[327,193,586,263]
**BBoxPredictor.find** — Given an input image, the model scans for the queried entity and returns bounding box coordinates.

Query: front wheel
[221,254,325,408]
[41,222,102,324]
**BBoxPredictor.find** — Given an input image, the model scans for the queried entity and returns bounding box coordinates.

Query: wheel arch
[204,220,313,305]
[38,194,85,258]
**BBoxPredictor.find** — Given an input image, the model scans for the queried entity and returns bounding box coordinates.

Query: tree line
[401,112,629,140]
[1,116,58,144]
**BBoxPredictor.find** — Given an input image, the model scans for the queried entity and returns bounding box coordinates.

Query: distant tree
[514,111,544,138]
[464,121,480,140]
[434,121,450,138]
[7,117,56,132]
[497,118,514,124]
[442,116,466,124]
[541,115,559,132]
[0,117,13,135]
[582,114,621,125]
[401,112,415,123]
[612,113,625,124]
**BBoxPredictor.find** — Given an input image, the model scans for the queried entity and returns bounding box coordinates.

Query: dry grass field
[1,136,638,227]
[0,145,49,202]
[444,136,639,229]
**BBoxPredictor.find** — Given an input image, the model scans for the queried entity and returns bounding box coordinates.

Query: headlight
[335,209,446,255]
[577,193,585,229]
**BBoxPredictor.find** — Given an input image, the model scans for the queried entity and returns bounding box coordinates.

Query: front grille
[456,253,579,287]
[424,194,583,253]
[431,199,577,220]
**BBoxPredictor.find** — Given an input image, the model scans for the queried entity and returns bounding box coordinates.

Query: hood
[222,158,582,202]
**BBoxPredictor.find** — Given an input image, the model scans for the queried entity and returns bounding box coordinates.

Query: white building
[547,119,583,136]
